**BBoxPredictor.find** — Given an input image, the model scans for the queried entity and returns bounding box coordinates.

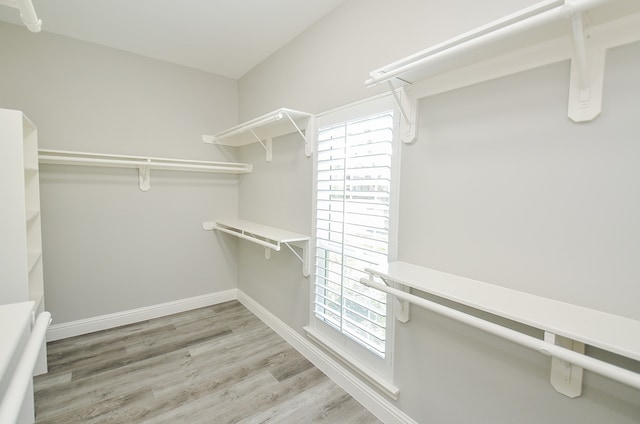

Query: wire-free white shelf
[366,0,639,87]
[203,219,310,277]
[203,108,315,162]
[38,149,252,192]
[366,0,640,142]
[362,261,640,396]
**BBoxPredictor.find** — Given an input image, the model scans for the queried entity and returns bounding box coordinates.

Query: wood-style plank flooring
[34,301,382,423]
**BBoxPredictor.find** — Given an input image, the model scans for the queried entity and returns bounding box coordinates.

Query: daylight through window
[314,110,393,357]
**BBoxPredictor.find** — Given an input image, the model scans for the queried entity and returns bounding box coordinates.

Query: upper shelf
[366,261,640,362]
[365,0,640,131]
[39,149,252,191]
[366,0,639,87]
[203,108,315,162]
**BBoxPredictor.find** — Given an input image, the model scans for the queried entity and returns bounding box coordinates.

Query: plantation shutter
[314,110,393,357]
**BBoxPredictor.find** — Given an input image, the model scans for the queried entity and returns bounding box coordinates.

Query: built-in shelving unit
[366,0,640,142]
[38,149,253,192]
[203,219,310,277]
[0,108,47,376]
[0,302,51,424]
[203,108,315,162]
[361,261,640,398]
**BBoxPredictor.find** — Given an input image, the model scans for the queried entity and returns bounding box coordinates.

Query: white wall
[394,48,640,423]
[238,0,538,120]
[236,133,312,332]
[0,22,240,323]
[236,1,640,422]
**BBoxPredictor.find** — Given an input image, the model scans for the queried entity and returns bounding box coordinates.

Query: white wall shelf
[203,108,316,162]
[38,149,253,192]
[361,261,640,398]
[203,219,310,277]
[366,0,640,142]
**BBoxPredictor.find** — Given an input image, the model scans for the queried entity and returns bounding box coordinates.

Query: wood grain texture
[34,301,382,423]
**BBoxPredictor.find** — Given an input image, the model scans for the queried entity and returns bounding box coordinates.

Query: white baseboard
[47,289,237,341]
[236,290,417,424]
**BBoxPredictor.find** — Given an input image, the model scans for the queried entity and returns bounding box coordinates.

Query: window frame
[306,93,401,395]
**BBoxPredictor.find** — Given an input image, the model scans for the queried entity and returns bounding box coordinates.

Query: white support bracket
[284,240,310,277]
[371,272,410,323]
[566,9,605,122]
[283,112,314,158]
[544,331,585,398]
[138,159,151,192]
[393,282,411,323]
[249,129,273,162]
[387,82,418,144]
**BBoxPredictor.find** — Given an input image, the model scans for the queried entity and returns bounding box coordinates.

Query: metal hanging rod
[360,261,640,397]
[365,0,614,87]
[203,219,310,277]
[38,149,252,191]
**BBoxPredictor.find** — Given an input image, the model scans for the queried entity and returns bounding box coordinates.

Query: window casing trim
[308,93,401,388]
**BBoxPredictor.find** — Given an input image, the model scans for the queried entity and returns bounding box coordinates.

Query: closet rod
[0,311,51,424]
[38,149,252,173]
[365,0,613,87]
[39,149,252,191]
[209,224,282,251]
[360,277,640,391]
[39,154,250,173]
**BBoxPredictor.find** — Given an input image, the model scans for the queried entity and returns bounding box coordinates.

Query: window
[308,96,399,387]
[314,110,393,356]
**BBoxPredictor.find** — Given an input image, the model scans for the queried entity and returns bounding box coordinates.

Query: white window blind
[314,110,393,358]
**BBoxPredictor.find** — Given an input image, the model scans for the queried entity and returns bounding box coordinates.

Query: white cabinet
[0,108,47,375]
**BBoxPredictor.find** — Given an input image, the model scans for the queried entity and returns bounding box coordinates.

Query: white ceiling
[0,0,346,79]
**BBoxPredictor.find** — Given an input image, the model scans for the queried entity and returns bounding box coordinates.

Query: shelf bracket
[138,159,151,192]
[249,129,273,162]
[283,111,314,158]
[393,282,411,323]
[387,82,418,144]
[566,10,605,122]
[371,274,410,323]
[544,332,585,398]
[284,241,310,277]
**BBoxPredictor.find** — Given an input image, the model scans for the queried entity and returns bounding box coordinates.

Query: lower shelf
[203,219,310,277]
[362,261,640,397]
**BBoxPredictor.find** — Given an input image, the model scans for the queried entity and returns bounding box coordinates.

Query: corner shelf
[361,261,640,398]
[366,0,640,142]
[202,108,315,162]
[203,218,310,277]
[38,149,253,192]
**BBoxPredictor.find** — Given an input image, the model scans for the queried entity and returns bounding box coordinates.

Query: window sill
[304,326,400,400]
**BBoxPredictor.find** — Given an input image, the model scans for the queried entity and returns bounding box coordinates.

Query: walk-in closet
[1,1,639,423]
